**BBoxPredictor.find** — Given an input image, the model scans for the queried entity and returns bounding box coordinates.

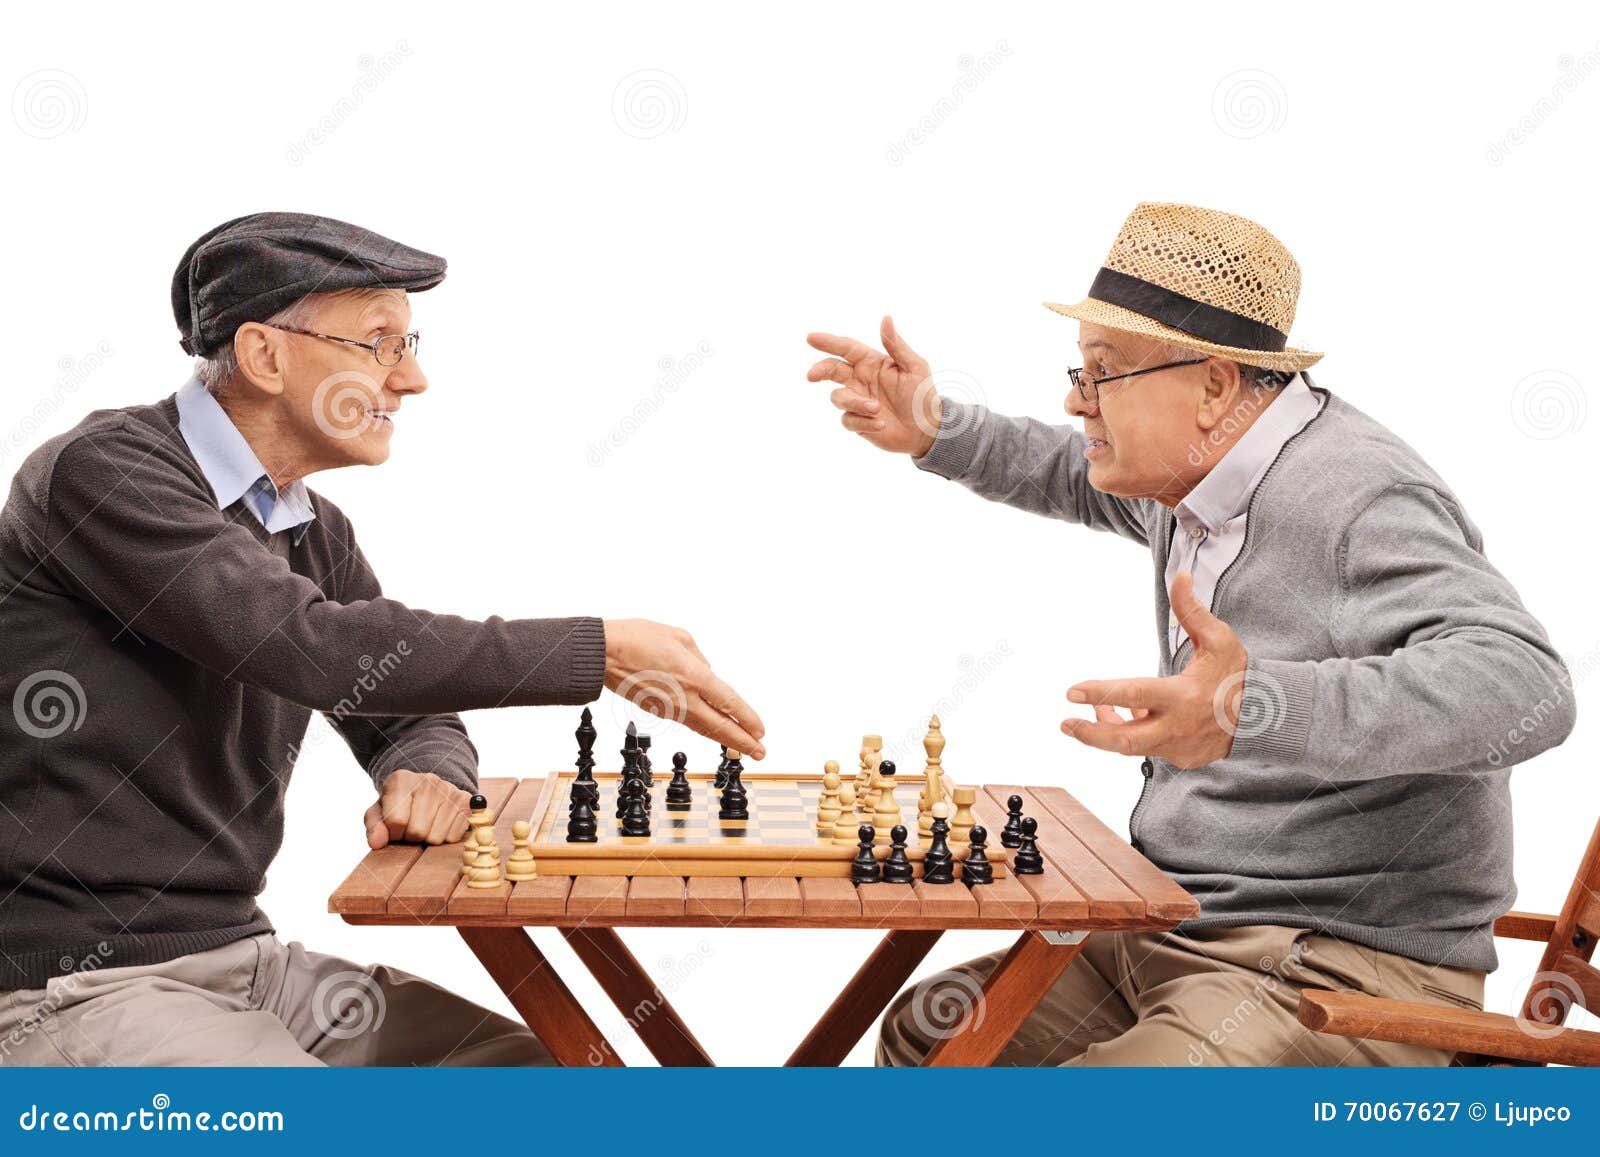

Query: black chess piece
[566,796,598,843]
[714,745,730,789]
[616,765,633,819]
[1001,794,1024,848]
[469,794,487,812]
[620,772,651,837]
[718,750,749,820]
[922,811,955,885]
[961,824,994,886]
[666,751,693,810]
[1013,816,1044,875]
[882,825,914,884]
[851,823,881,884]
[638,733,654,787]
[575,708,597,772]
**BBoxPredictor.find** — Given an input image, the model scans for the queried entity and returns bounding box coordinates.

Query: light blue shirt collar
[175,378,316,545]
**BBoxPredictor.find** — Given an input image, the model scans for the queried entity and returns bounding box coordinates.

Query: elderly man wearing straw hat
[808,202,1575,1066]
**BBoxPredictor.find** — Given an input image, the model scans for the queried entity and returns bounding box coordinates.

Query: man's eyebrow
[1079,340,1118,354]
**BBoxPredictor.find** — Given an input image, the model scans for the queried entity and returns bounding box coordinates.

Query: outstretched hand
[603,619,767,759]
[1059,572,1249,770]
[807,316,942,457]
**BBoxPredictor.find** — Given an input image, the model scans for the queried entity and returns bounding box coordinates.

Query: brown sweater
[0,395,605,989]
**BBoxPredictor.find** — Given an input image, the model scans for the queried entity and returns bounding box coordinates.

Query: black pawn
[615,765,633,819]
[718,751,749,820]
[851,823,881,884]
[469,794,487,812]
[620,773,651,837]
[566,796,598,843]
[714,745,730,789]
[666,752,693,809]
[882,825,914,884]
[1001,794,1025,848]
[922,812,955,885]
[961,825,994,887]
[1013,816,1044,875]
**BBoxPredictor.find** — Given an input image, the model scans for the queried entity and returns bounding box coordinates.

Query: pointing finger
[879,315,922,368]
[1067,677,1174,712]
[807,332,877,362]
[700,672,765,742]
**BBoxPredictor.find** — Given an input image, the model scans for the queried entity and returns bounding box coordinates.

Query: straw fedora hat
[1046,201,1322,372]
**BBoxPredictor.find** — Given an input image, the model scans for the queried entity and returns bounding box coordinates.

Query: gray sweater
[916,383,1575,970]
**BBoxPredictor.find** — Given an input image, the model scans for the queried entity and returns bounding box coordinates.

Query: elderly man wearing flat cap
[0,212,763,1066]
[809,202,1575,1066]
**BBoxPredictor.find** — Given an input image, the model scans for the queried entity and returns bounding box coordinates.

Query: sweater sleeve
[322,536,481,794]
[913,399,1153,545]
[37,422,608,717]
[1229,482,1576,779]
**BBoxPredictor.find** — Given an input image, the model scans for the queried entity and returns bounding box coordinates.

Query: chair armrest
[1494,910,1559,942]
[1297,988,1600,1067]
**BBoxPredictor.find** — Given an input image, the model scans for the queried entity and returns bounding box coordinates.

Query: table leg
[786,929,944,1066]
[457,926,623,1067]
[923,930,1087,1066]
[561,927,715,1067]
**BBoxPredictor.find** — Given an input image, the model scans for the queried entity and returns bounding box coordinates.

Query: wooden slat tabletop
[330,777,1200,931]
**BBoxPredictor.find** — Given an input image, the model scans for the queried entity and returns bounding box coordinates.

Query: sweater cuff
[568,616,608,704]
[912,399,986,480]
[1225,657,1315,765]
[370,739,479,793]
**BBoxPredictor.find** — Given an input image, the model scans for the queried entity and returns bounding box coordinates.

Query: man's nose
[1065,387,1095,418]
[386,355,428,396]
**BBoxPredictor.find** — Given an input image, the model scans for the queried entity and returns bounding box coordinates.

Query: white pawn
[831,784,861,846]
[816,760,842,833]
[505,820,538,882]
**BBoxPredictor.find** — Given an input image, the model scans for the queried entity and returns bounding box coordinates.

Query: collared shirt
[175,378,316,545]
[1166,373,1323,654]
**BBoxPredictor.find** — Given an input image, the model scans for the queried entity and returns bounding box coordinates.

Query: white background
[4,1,1597,1065]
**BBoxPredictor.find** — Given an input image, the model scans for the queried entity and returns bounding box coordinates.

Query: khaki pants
[877,924,1486,1067]
[0,933,552,1067]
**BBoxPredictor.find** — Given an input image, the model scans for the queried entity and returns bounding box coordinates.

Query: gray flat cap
[172,212,447,357]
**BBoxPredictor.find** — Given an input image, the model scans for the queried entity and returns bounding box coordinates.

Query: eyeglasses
[270,326,421,367]
[1068,357,1207,405]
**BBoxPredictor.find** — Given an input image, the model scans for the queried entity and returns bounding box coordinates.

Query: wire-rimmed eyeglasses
[1068,357,1207,405]
[270,325,421,367]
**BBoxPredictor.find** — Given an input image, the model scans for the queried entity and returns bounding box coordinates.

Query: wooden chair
[1297,817,1600,1066]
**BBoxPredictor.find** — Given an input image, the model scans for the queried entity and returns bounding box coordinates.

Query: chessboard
[523,770,1012,879]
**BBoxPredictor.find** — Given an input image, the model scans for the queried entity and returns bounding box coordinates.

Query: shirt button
[1141,758,1154,778]
[1189,527,1206,540]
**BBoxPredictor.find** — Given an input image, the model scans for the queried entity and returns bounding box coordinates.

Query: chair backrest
[1517,816,1600,1035]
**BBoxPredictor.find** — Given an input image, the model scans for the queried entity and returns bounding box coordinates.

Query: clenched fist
[364,768,472,849]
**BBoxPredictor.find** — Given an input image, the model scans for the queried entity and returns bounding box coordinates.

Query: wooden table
[329,777,1199,1066]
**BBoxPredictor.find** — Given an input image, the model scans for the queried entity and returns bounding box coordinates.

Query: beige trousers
[877,924,1487,1067]
[0,933,552,1067]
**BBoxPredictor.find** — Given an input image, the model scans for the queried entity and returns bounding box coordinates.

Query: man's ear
[1193,358,1241,432]
[232,323,289,398]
